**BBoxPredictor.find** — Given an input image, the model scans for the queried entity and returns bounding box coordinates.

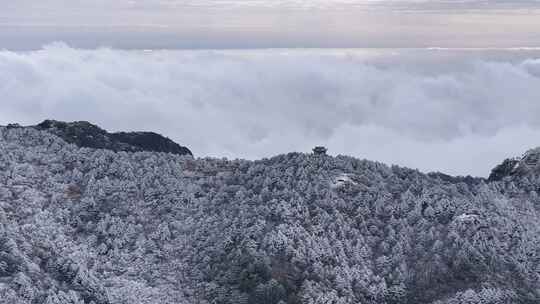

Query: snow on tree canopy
[0,125,539,304]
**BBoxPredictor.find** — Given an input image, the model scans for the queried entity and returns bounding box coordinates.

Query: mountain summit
[30,119,193,156]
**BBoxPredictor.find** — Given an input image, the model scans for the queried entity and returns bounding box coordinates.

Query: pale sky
[2,0,540,49]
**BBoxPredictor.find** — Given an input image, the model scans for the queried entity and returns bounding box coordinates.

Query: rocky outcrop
[488,148,540,182]
[33,120,192,156]
[488,158,520,182]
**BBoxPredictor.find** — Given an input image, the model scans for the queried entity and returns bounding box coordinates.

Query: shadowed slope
[34,120,193,156]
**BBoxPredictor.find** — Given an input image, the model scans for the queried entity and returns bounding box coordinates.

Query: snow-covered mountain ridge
[0,125,539,304]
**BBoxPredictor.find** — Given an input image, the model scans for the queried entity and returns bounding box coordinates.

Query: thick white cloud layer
[2,44,540,176]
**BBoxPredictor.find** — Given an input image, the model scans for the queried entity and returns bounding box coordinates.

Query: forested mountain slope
[0,126,539,304]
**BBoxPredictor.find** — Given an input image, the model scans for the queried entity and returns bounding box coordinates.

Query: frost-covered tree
[1,126,540,304]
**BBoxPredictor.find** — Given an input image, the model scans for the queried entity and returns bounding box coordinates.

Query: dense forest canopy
[0,125,539,304]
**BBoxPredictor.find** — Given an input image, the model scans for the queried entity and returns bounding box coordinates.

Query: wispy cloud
[8,1,540,10]
[2,1,540,49]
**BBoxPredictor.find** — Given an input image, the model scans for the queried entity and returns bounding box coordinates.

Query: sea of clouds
[2,43,540,176]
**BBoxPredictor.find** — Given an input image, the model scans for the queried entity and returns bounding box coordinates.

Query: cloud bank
[2,44,540,176]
